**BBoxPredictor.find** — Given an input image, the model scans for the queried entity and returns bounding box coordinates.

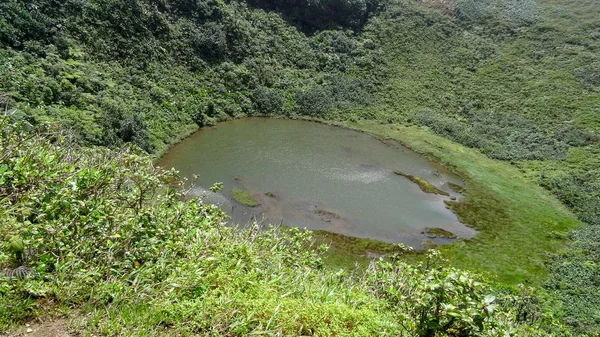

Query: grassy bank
[343,120,581,285]
[393,169,450,196]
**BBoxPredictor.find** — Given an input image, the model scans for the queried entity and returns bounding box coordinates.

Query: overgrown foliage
[0,0,376,155]
[0,121,550,335]
[247,0,380,32]
[517,148,600,335]
[2,0,600,334]
[412,109,577,161]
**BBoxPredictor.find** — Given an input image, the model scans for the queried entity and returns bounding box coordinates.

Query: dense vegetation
[353,1,600,334]
[1,0,599,335]
[0,0,376,154]
[0,121,550,336]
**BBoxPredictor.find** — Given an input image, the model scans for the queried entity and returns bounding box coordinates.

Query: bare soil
[4,319,74,337]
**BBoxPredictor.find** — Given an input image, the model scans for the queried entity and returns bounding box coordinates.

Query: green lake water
[158,118,476,247]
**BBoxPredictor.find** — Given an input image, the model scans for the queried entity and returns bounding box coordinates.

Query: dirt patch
[5,319,74,337]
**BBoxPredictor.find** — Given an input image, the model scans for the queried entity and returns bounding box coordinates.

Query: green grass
[448,182,465,193]
[1,123,549,336]
[424,228,457,239]
[393,170,450,196]
[311,230,410,270]
[232,188,260,207]
[341,120,581,286]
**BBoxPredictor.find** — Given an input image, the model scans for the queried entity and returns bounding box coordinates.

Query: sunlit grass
[346,120,581,286]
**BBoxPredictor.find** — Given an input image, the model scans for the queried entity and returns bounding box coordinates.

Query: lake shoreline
[158,117,472,251]
[155,115,581,286]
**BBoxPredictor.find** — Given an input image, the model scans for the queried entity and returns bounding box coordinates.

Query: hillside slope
[354,1,600,333]
[0,120,550,336]
[1,0,599,334]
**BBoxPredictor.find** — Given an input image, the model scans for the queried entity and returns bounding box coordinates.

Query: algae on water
[233,188,260,207]
[314,209,340,219]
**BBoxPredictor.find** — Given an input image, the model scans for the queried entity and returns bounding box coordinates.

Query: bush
[502,0,539,26]
[295,76,371,117]
[295,86,334,116]
[573,61,600,87]
[454,0,497,23]
[246,0,378,32]
[414,109,570,161]
[553,124,598,147]
[0,0,57,48]
[364,251,547,336]
[99,99,154,152]
[448,32,498,71]
[536,168,600,335]
[186,21,229,61]
[252,86,284,115]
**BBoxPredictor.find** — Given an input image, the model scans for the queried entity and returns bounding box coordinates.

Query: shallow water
[158,118,476,247]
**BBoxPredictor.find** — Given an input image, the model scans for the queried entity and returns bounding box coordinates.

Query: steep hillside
[1,0,599,334]
[0,0,376,154]
[354,1,600,333]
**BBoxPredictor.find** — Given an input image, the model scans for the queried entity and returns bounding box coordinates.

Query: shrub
[414,109,570,161]
[246,0,378,32]
[0,0,57,48]
[295,76,371,117]
[454,0,497,23]
[187,21,229,61]
[295,87,332,116]
[502,0,539,26]
[364,251,547,336]
[252,86,284,115]
[573,61,600,87]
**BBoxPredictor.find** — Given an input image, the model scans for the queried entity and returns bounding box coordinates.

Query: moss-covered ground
[232,188,260,207]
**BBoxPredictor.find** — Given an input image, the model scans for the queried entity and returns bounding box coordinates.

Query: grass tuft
[448,182,465,193]
[424,227,457,239]
[232,188,260,207]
